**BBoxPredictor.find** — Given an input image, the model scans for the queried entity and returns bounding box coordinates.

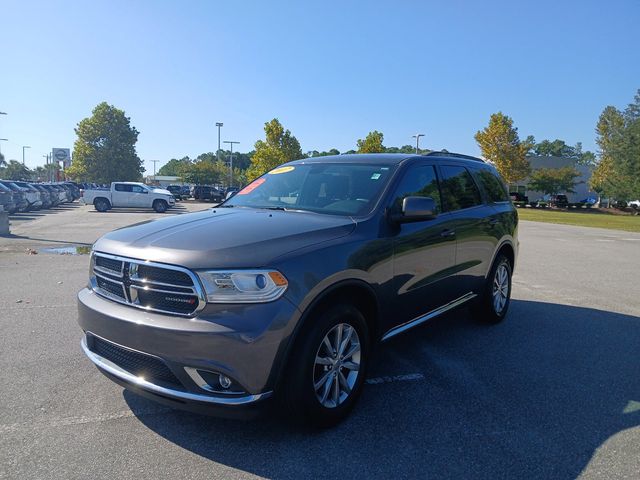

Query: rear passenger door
[390,162,460,322]
[437,164,497,296]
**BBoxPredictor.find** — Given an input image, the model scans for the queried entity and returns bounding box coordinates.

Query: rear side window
[474,168,509,203]
[389,164,441,214]
[114,184,132,192]
[439,165,482,211]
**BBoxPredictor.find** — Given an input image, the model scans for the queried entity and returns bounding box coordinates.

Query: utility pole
[22,145,31,165]
[412,134,425,154]
[223,140,239,188]
[0,113,6,152]
[215,122,223,161]
[150,160,160,183]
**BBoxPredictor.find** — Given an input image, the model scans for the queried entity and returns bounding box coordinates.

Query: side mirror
[394,196,437,223]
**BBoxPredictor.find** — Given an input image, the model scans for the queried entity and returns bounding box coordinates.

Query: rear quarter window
[473,168,510,203]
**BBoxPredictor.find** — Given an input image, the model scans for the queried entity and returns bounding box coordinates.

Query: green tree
[475,112,532,183]
[247,119,302,181]
[66,102,143,183]
[357,130,385,153]
[158,157,192,176]
[592,91,640,200]
[528,167,580,195]
[180,160,221,185]
[306,148,341,157]
[2,160,32,180]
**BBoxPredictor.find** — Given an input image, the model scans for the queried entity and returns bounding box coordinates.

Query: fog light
[219,374,232,389]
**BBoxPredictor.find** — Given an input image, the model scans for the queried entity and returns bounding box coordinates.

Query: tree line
[53,90,639,201]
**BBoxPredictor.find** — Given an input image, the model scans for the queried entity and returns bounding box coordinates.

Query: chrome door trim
[382,292,477,341]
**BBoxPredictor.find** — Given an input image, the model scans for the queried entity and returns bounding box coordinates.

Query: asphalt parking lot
[1,204,639,479]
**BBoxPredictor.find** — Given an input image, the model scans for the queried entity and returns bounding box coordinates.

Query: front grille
[136,264,192,286]
[96,276,126,300]
[91,253,203,316]
[95,255,123,275]
[88,334,181,387]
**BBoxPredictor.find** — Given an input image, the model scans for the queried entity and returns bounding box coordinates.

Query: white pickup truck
[81,182,176,213]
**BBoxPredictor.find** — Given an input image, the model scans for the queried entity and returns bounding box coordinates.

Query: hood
[93,207,356,269]
[151,188,172,195]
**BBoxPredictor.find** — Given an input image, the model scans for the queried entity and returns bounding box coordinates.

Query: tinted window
[389,164,441,214]
[114,184,132,192]
[440,165,482,211]
[474,168,509,203]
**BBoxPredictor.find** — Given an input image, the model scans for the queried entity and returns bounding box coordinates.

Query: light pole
[223,140,239,188]
[0,139,7,155]
[215,122,223,161]
[412,134,425,154]
[42,155,48,181]
[150,160,160,183]
[0,112,7,157]
[22,145,31,165]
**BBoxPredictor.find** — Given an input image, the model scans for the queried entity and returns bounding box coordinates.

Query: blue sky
[1,0,639,173]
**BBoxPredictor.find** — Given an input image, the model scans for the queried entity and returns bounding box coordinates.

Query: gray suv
[77,153,518,427]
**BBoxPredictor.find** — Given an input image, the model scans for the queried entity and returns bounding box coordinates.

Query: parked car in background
[166,185,184,200]
[192,185,223,202]
[81,182,175,212]
[31,184,54,209]
[181,185,191,198]
[60,182,81,201]
[225,186,240,200]
[0,181,29,212]
[509,192,528,203]
[0,182,17,214]
[13,181,45,210]
[77,152,518,427]
[628,200,640,209]
[41,184,64,206]
[549,194,569,208]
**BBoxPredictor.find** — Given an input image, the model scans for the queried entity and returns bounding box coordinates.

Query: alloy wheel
[492,262,509,314]
[313,323,361,408]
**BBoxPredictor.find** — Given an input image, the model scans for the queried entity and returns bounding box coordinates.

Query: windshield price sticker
[269,166,295,175]
[237,178,266,195]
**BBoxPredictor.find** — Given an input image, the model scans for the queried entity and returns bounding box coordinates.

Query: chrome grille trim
[90,252,206,317]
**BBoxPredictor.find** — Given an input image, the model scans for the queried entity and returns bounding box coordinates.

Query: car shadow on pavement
[125,300,640,479]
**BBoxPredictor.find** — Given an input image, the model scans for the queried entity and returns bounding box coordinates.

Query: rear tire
[153,199,168,213]
[94,198,110,212]
[472,253,512,324]
[281,304,370,428]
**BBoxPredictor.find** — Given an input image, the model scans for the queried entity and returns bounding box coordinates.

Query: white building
[508,156,596,203]
[144,175,183,188]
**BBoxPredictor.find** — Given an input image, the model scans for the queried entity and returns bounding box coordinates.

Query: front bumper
[77,288,299,415]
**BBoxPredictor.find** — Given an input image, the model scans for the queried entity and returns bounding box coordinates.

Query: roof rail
[424,151,484,163]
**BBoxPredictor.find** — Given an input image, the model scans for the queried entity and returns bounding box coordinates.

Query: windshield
[224,163,395,216]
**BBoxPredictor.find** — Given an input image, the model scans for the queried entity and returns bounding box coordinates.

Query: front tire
[281,304,370,428]
[473,253,512,324]
[153,200,168,213]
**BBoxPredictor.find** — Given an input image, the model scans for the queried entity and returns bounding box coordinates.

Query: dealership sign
[52,148,71,168]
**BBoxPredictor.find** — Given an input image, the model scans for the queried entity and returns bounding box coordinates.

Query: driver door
[390,162,459,322]
[129,185,149,207]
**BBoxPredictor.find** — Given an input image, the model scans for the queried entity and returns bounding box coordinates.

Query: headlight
[197,270,288,303]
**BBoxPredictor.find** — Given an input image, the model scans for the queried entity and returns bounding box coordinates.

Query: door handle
[440,229,456,238]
